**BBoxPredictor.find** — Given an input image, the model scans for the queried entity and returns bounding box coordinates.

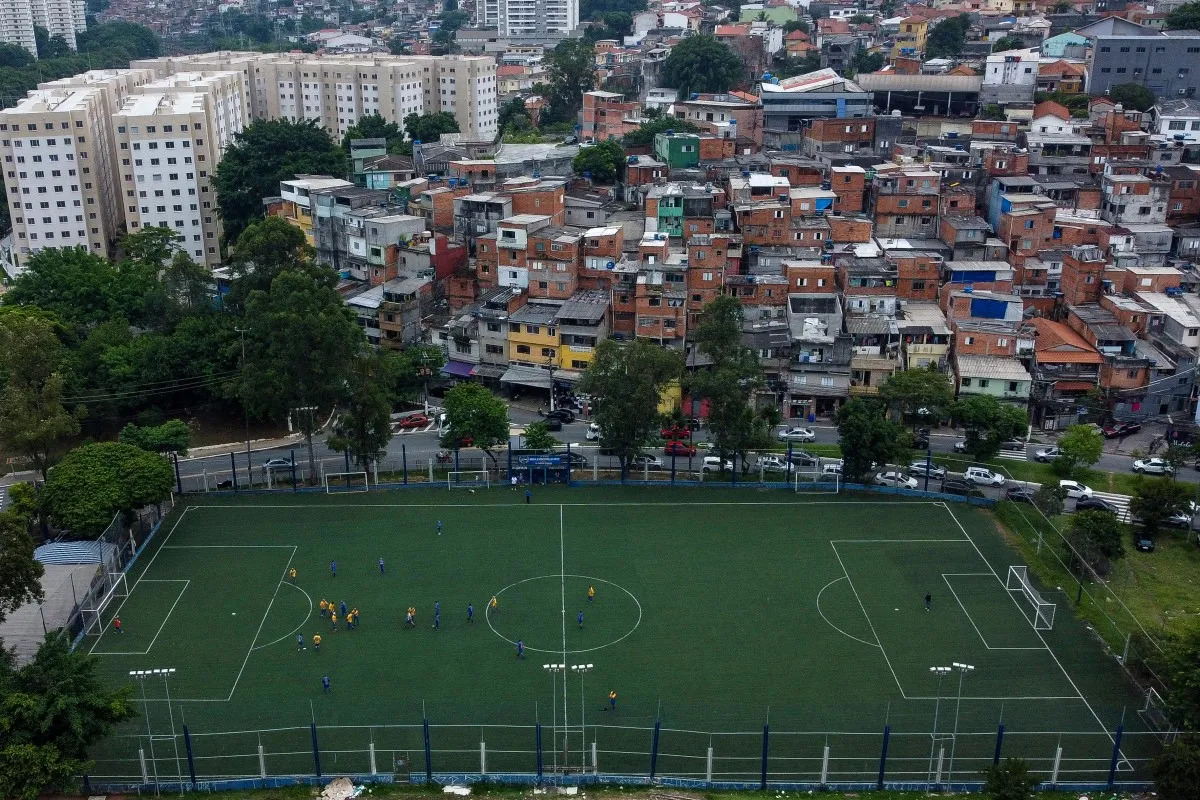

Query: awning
[442,360,476,378]
[1053,381,1096,392]
[500,365,583,389]
[471,363,508,380]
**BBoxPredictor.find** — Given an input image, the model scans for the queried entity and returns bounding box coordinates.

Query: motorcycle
[435,451,453,464]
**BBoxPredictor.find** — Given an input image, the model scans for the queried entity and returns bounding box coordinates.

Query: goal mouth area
[447,471,490,489]
[82,572,129,636]
[323,472,369,494]
[1005,565,1057,630]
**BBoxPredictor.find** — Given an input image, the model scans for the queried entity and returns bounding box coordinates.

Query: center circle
[486,574,642,654]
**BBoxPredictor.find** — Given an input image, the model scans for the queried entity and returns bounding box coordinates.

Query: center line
[560,504,569,763]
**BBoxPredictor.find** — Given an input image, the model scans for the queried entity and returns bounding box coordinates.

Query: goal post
[448,470,490,489]
[1139,687,1179,743]
[792,468,840,494]
[1005,565,1056,630]
[81,572,128,636]
[323,471,369,493]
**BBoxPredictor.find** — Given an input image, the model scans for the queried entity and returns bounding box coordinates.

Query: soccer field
[84,487,1160,789]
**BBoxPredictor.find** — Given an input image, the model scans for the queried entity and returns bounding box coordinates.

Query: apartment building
[133,52,499,142]
[113,72,247,267]
[0,0,85,56]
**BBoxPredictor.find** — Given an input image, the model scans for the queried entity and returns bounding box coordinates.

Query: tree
[1129,477,1193,538]
[1052,0,1072,11]
[1166,1,1200,30]
[1153,627,1200,731]
[1033,484,1064,517]
[982,758,1037,800]
[213,119,346,243]
[440,383,509,463]
[877,366,953,424]
[0,636,135,800]
[950,395,1027,463]
[573,139,624,183]
[227,215,320,311]
[1163,443,1191,477]
[522,421,560,452]
[0,510,42,627]
[578,339,683,473]
[1109,82,1157,112]
[341,112,406,154]
[661,35,743,99]
[41,442,173,534]
[623,115,702,147]
[498,96,535,133]
[1153,736,1200,800]
[0,43,33,69]
[404,111,460,144]
[118,419,191,456]
[925,14,971,59]
[326,350,399,469]
[836,398,911,482]
[782,19,809,33]
[601,11,633,36]
[849,49,885,75]
[1051,423,1103,477]
[34,27,71,59]
[1063,509,1125,576]
[241,269,364,478]
[543,39,597,122]
[991,35,1026,53]
[0,313,83,480]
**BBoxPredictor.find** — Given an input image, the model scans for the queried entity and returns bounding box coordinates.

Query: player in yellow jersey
[313,633,322,651]
[319,599,329,617]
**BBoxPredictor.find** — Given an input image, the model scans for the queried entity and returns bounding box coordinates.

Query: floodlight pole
[947,662,975,786]
[131,671,160,795]
[543,664,563,777]
[235,328,252,482]
[155,669,182,795]
[926,665,951,788]
[572,664,593,771]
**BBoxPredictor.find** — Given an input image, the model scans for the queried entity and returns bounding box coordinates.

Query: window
[979,380,990,388]
[1008,381,1019,392]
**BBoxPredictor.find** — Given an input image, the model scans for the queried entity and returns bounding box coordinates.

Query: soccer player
[378,557,385,574]
[609,690,617,711]
[437,519,443,535]
[330,611,338,631]
[289,567,297,583]
[313,633,322,651]
[924,593,932,611]
[578,610,584,629]
[489,595,498,614]
[330,560,337,578]
[433,602,441,630]
[587,586,595,603]
[405,608,415,628]
[467,603,474,623]
[351,608,359,629]
[340,600,347,617]
[113,617,122,634]
[297,633,305,651]
[322,676,331,694]
[516,639,525,659]
[525,488,532,504]
[319,599,328,617]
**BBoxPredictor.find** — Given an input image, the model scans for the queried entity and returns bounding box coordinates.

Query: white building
[494,0,579,37]
[1152,98,1200,144]
[0,0,86,56]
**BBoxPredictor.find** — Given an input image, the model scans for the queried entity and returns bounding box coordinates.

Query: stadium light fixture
[947,663,976,786]
[542,664,565,775]
[927,666,952,788]
[571,665,594,772]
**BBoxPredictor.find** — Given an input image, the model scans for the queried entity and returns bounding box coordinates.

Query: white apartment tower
[0,0,87,56]
[497,0,579,37]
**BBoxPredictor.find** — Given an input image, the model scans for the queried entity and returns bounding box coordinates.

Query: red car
[660,425,689,440]
[1102,421,1142,439]
[663,440,697,457]
[398,413,432,429]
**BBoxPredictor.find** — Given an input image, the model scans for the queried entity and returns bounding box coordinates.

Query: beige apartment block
[0,87,121,263]
[0,0,84,56]
[133,51,499,141]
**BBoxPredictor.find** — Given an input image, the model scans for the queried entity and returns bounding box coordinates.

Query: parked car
[541,408,576,423]
[754,455,789,471]
[787,451,820,467]
[821,462,843,476]
[397,413,432,429]
[874,471,919,489]
[663,441,697,457]
[1005,486,1037,503]
[660,424,689,440]
[1167,502,1197,528]
[964,466,1005,486]
[1102,421,1142,439]
[953,440,968,453]
[541,418,563,432]
[912,427,931,449]
[778,427,816,442]
[701,456,733,473]
[687,417,702,431]
[585,423,601,441]
[908,461,947,479]
[1135,537,1155,553]
[630,455,663,469]
[1059,480,1093,499]
[262,457,294,471]
[942,479,984,497]
[1034,446,1060,463]
[1133,457,1174,475]
[1000,438,1026,452]
[1076,496,1119,514]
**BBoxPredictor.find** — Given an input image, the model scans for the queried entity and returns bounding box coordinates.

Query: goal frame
[792,468,841,493]
[323,471,369,493]
[1139,687,1179,743]
[1005,565,1056,630]
[447,470,490,489]
[81,572,129,636]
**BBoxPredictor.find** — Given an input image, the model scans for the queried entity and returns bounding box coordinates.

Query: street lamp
[542,663,564,775]
[234,327,252,481]
[571,664,593,772]
[947,662,975,786]
[153,669,183,795]
[130,670,160,795]
[927,665,951,788]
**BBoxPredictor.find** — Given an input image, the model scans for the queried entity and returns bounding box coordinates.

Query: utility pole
[235,328,252,482]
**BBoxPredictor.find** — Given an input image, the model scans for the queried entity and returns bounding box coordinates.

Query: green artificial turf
[85,487,1158,787]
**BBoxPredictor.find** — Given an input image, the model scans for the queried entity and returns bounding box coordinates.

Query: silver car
[908,461,946,479]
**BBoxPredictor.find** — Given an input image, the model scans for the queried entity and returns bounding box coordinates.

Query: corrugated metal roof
[856,74,983,92]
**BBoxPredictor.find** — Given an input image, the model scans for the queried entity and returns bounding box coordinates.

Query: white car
[701,455,733,473]
[953,440,969,453]
[778,427,816,442]
[630,455,663,469]
[1059,480,1093,499]
[585,423,601,441]
[1168,502,1198,528]
[1034,446,1059,463]
[821,461,843,476]
[754,455,789,471]
[1133,457,1175,475]
[908,461,946,479]
[874,471,919,489]
[964,466,1005,487]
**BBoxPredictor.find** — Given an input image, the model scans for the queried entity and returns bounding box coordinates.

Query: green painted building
[653,132,701,169]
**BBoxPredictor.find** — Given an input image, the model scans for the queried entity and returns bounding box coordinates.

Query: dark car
[1102,421,1142,439]
[1135,536,1155,553]
[541,418,563,432]
[912,428,930,449]
[1075,496,1119,514]
[541,408,576,423]
[1005,486,1037,503]
[787,451,820,467]
[687,417,702,431]
[941,479,984,497]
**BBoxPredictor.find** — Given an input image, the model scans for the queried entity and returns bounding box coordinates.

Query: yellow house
[891,17,929,59]
[658,379,682,414]
[553,292,611,373]
[273,176,354,247]
[507,303,561,369]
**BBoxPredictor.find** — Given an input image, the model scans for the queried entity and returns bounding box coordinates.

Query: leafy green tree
[1163,443,1191,477]
[0,43,33,69]
[1051,423,1103,477]
[118,419,191,456]
[1109,82,1157,112]
[0,509,42,627]
[877,366,953,424]
[1166,1,1200,30]
[925,14,971,59]
[950,394,1027,462]
[0,313,83,480]
[341,112,407,154]
[1063,509,1125,576]
[0,636,136,800]
[522,421,560,452]
[836,398,912,482]
[543,38,597,122]
[327,350,397,469]
[623,116,702,147]
[982,758,1037,800]
[1153,627,1200,731]
[991,35,1026,52]
[498,96,535,133]
[1153,736,1200,800]
[1129,477,1193,538]
[849,49,885,74]
[578,338,684,473]
[404,111,460,143]
[42,442,174,534]
[227,215,320,312]
[782,19,809,33]
[34,26,71,58]
[440,383,510,463]
[2,247,159,331]
[573,139,625,183]
[1052,0,1072,10]
[391,344,447,402]
[214,119,347,243]
[241,268,364,478]
[433,9,469,43]
[601,11,633,35]
[1033,484,1064,517]
[661,35,743,99]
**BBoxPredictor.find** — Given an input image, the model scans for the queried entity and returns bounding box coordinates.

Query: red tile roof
[1030,318,1104,364]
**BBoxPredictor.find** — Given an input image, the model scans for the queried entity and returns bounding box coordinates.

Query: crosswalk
[1090,491,1132,521]
[997,450,1028,462]
[394,423,436,435]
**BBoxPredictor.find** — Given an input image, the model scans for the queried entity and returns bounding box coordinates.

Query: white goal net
[793,468,841,494]
[82,572,128,636]
[1006,565,1056,630]
[1139,687,1179,743]
[323,471,369,493]
[448,470,490,489]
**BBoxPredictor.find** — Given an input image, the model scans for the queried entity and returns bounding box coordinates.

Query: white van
[702,456,733,473]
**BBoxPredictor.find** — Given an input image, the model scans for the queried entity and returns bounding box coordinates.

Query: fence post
[705,745,713,784]
[649,718,661,779]
[231,452,239,491]
[423,715,432,783]
[536,722,543,783]
[139,747,149,785]
[592,740,597,775]
[670,455,676,484]
[993,723,1005,765]
[291,449,298,491]
[369,741,377,776]
[820,745,830,787]
[258,744,267,779]
[480,738,487,775]
[877,724,890,790]
[1050,745,1062,786]
[344,450,351,473]
[83,774,92,794]
[760,723,769,790]
[173,453,182,495]
[403,444,408,485]
[567,443,573,485]
[311,723,321,777]
[183,724,197,789]
[1106,723,1124,789]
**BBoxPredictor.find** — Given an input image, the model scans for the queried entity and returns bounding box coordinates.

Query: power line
[61,370,240,401]
[63,375,238,404]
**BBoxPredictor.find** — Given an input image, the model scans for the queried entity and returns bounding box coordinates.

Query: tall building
[496,0,579,38]
[133,52,500,142]
[0,0,86,56]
